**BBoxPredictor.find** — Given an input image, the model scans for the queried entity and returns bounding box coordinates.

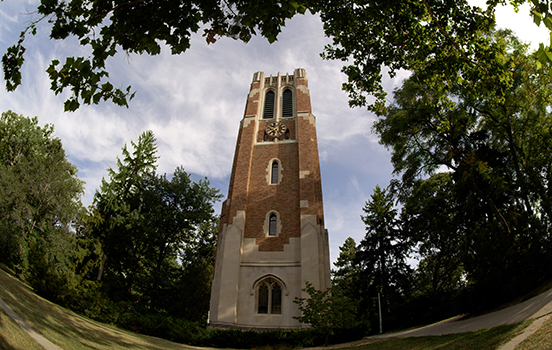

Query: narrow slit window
[263,91,275,119]
[269,214,277,236]
[271,161,279,184]
[282,89,293,118]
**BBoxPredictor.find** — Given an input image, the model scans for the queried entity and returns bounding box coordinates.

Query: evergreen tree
[332,237,359,299]
[357,185,412,320]
[87,131,221,321]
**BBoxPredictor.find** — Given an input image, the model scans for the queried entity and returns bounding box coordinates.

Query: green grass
[0,267,533,350]
[0,308,44,350]
[0,268,198,350]
[345,324,525,350]
[516,316,552,349]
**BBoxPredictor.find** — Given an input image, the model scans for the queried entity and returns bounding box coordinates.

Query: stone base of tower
[209,210,330,329]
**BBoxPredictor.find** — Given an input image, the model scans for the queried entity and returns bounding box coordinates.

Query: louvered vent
[282,89,293,118]
[263,91,275,119]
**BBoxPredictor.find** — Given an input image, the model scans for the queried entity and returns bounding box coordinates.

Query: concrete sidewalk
[363,287,552,349]
[390,288,552,337]
[0,295,62,350]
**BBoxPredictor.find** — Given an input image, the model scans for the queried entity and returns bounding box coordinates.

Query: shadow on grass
[358,324,522,350]
[0,269,195,350]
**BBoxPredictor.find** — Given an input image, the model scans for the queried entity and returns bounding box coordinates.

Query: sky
[0,0,548,267]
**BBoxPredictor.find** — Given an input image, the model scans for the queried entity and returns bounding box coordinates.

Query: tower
[209,69,330,329]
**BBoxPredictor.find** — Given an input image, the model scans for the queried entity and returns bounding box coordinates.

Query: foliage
[375,29,552,312]
[332,237,360,299]
[402,173,466,297]
[356,185,413,321]
[2,0,307,111]
[86,130,221,322]
[117,312,211,344]
[5,0,552,112]
[293,281,358,346]
[0,110,84,277]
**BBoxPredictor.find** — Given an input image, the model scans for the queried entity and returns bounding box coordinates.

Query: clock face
[266,122,287,137]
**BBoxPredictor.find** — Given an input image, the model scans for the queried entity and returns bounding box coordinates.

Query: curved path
[0,295,62,350]
[391,288,552,337]
[365,287,552,349]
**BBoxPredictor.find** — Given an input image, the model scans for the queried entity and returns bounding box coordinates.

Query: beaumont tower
[209,69,330,329]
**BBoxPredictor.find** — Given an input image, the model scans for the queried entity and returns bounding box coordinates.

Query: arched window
[269,213,277,236]
[263,91,275,119]
[284,128,290,140]
[271,161,279,184]
[257,278,282,314]
[282,89,293,118]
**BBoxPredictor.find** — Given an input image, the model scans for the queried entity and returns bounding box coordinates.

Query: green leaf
[64,98,80,112]
[543,16,552,30]
[532,10,542,26]
[545,48,552,61]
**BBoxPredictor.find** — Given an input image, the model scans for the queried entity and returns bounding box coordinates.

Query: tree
[375,30,552,306]
[356,185,412,320]
[319,0,552,114]
[4,0,551,111]
[0,110,84,276]
[331,237,359,299]
[87,130,221,320]
[131,167,221,319]
[293,281,357,346]
[168,218,219,322]
[88,130,158,284]
[2,0,308,111]
[402,173,465,297]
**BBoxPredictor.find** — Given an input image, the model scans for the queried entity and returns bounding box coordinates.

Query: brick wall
[221,70,324,252]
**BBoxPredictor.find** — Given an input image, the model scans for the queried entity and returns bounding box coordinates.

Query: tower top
[252,68,307,85]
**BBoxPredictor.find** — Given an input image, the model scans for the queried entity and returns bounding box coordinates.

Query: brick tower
[209,69,331,329]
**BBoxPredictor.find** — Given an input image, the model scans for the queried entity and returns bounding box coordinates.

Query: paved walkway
[0,295,62,350]
[367,287,552,349]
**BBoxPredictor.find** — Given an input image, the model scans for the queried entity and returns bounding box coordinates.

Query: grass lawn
[516,315,552,349]
[0,308,44,350]
[346,323,525,350]
[0,268,198,350]
[0,267,532,350]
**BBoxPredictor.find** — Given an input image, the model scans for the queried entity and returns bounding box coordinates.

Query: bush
[207,328,322,349]
[117,311,209,344]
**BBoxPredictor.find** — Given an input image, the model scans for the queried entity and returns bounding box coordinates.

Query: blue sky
[0,0,547,266]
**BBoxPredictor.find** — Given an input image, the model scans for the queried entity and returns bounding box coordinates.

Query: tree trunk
[97,253,108,281]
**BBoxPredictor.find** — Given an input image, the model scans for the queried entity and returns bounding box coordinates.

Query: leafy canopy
[87,130,221,321]
[2,0,308,111]
[4,0,552,111]
[373,29,552,310]
[0,110,84,276]
[357,185,412,314]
